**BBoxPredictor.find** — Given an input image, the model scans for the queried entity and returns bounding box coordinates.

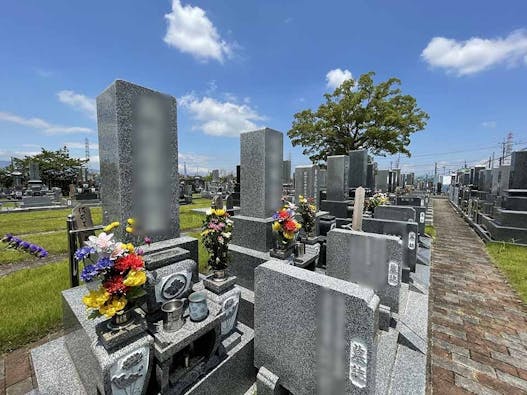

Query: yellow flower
[127,218,135,225]
[103,221,121,233]
[125,226,134,234]
[272,221,281,231]
[214,208,226,216]
[82,288,110,309]
[299,195,304,200]
[295,222,302,230]
[124,243,134,252]
[309,204,316,211]
[283,231,295,240]
[99,296,127,317]
[123,270,147,287]
[201,229,211,236]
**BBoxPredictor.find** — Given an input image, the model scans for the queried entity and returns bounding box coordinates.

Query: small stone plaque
[203,275,237,294]
[95,308,148,351]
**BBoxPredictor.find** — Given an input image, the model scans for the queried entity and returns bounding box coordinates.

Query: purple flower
[135,248,144,256]
[74,246,95,261]
[29,244,38,253]
[144,236,152,245]
[80,264,99,282]
[11,237,21,246]
[37,249,48,258]
[2,234,13,243]
[20,241,30,249]
[95,257,113,271]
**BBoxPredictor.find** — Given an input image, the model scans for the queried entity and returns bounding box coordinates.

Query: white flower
[86,232,115,253]
[221,232,231,239]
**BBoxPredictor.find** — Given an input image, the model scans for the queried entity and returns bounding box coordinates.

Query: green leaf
[87,309,102,320]
[126,287,146,300]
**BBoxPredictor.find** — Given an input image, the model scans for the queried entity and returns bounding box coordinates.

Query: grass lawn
[486,242,527,303]
[0,260,69,353]
[425,224,436,239]
[0,199,210,265]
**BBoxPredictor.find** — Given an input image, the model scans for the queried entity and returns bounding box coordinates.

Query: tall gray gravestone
[294,165,321,207]
[240,128,283,218]
[97,80,179,242]
[321,155,351,218]
[510,151,527,189]
[375,170,390,192]
[283,159,291,184]
[229,128,284,290]
[254,260,380,394]
[349,149,368,188]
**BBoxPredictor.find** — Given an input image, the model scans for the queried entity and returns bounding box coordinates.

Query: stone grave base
[31,283,256,395]
[320,199,351,219]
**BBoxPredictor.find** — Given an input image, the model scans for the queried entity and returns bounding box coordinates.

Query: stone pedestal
[320,199,351,219]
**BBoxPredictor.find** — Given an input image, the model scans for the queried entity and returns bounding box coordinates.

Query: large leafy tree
[288,72,429,164]
[13,147,87,190]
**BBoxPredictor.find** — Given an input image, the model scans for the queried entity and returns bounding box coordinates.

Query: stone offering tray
[152,299,224,362]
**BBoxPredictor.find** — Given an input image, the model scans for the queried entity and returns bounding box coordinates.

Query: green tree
[288,72,429,164]
[14,147,87,190]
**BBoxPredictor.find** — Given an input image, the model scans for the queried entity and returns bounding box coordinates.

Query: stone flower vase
[109,306,134,329]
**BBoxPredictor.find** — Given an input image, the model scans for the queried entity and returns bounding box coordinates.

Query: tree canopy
[12,147,87,189]
[288,72,429,164]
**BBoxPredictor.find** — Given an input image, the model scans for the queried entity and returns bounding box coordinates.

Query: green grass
[425,224,436,239]
[0,207,102,235]
[180,198,210,231]
[486,242,527,303]
[0,260,70,353]
[0,201,209,265]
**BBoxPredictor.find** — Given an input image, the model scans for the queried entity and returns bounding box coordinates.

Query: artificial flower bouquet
[272,198,301,249]
[366,192,389,212]
[201,208,233,272]
[296,195,317,238]
[76,219,147,319]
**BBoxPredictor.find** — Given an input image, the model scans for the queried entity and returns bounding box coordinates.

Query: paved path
[429,199,527,394]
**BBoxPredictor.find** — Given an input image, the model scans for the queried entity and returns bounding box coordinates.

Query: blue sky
[1,0,526,176]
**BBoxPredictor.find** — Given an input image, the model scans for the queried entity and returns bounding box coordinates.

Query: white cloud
[421,29,527,75]
[180,94,264,137]
[57,90,97,119]
[163,0,232,63]
[326,68,353,90]
[0,111,93,135]
[481,121,497,128]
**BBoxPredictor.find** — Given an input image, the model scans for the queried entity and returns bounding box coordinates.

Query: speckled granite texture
[326,229,403,313]
[254,260,380,394]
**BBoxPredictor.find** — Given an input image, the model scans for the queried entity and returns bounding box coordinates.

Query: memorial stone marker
[97,80,179,242]
[254,260,380,394]
[349,149,368,188]
[326,229,403,313]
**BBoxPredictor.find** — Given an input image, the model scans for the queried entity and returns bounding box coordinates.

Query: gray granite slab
[326,229,403,313]
[326,155,350,201]
[227,244,271,290]
[375,205,417,223]
[62,286,154,395]
[348,149,368,189]
[362,217,418,274]
[231,215,274,252]
[294,165,322,207]
[97,80,179,242]
[31,336,89,395]
[141,236,199,269]
[240,128,283,218]
[143,246,190,270]
[254,260,380,394]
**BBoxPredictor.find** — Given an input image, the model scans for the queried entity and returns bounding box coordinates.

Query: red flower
[114,253,144,272]
[283,220,298,232]
[278,210,289,220]
[103,275,128,295]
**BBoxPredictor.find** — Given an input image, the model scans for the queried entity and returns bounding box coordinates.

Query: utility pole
[491,152,495,168]
[434,162,438,182]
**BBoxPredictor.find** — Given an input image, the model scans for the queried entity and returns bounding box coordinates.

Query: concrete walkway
[429,199,527,394]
